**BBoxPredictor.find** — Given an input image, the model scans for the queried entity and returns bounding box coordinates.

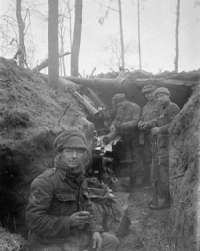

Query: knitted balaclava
[54,129,89,180]
[54,129,88,152]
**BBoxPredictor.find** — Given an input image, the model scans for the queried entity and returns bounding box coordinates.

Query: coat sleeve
[146,117,159,128]
[111,107,123,126]
[81,182,104,235]
[159,104,180,134]
[121,104,141,130]
[85,197,104,234]
[25,176,71,238]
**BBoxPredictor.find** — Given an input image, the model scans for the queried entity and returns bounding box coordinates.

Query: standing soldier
[138,85,159,186]
[109,93,142,187]
[145,87,180,209]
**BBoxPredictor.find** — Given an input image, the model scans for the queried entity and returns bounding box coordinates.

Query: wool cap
[54,129,88,152]
[142,84,157,94]
[154,87,170,97]
[112,93,126,103]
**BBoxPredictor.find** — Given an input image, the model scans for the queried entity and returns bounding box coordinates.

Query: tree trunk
[64,71,129,90]
[48,0,59,89]
[118,0,125,70]
[32,52,70,72]
[16,0,26,67]
[174,0,180,73]
[71,0,83,77]
[137,0,142,70]
[60,35,66,76]
[66,1,73,48]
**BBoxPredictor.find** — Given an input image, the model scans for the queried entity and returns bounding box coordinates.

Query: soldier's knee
[101,232,119,250]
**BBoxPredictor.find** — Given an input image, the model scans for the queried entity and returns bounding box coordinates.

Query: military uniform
[26,168,118,251]
[148,89,180,204]
[112,101,141,134]
[111,98,142,185]
[139,85,160,184]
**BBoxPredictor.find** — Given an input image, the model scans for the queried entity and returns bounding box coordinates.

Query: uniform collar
[56,166,84,184]
[161,100,170,109]
[56,167,67,181]
[147,98,157,105]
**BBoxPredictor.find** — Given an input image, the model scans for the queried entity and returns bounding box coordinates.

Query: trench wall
[169,84,200,251]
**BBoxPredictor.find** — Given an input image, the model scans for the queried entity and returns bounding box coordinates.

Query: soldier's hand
[69,211,90,228]
[151,127,160,135]
[92,232,102,251]
[139,122,148,130]
[116,122,122,129]
[110,124,115,132]
[138,121,143,129]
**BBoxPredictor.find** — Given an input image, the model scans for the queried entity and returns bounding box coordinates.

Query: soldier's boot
[149,191,170,210]
[125,150,132,162]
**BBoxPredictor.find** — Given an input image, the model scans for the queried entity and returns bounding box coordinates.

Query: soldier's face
[117,100,125,108]
[60,148,86,173]
[156,93,170,105]
[144,92,154,101]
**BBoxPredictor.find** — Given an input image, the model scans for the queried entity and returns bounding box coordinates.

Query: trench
[1,89,198,251]
[0,125,172,251]
[0,57,199,251]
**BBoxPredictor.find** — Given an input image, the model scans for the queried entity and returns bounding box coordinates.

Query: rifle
[151,135,158,206]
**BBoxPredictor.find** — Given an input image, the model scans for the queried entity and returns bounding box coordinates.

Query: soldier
[25,129,119,251]
[110,93,142,187]
[145,87,180,209]
[138,85,160,186]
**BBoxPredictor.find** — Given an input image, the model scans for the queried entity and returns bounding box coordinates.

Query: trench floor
[118,186,173,251]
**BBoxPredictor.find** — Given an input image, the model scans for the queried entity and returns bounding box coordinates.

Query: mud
[119,187,172,251]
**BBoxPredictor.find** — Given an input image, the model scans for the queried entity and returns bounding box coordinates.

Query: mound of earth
[0,57,93,236]
[168,84,200,250]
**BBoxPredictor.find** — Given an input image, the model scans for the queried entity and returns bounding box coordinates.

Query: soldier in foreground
[138,84,159,186]
[109,93,142,187]
[25,129,119,251]
[143,87,180,209]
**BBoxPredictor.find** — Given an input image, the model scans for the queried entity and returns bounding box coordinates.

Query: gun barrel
[70,89,100,117]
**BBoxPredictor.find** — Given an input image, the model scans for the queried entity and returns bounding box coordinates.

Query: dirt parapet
[169,84,200,250]
[0,57,94,235]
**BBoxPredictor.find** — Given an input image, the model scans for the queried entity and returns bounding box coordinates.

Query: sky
[0,0,200,76]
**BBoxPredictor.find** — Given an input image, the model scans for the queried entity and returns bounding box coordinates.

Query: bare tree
[98,0,125,69]
[48,0,59,89]
[65,1,73,48]
[174,0,180,73]
[137,0,141,70]
[16,0,26,67]
[104,35,137,71]
[118,0,125,69]
[59,7,66,76]
[0,14,18,56]
[131,0,146,70]
[58,0,73,76]
[71,0,83,77]
[0,1,42,68]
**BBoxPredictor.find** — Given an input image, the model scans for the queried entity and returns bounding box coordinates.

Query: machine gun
[151,135,158,206]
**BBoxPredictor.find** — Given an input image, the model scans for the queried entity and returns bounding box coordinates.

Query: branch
[32,51,71,72]
[23,8,29,23]
[169,173,184,180]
